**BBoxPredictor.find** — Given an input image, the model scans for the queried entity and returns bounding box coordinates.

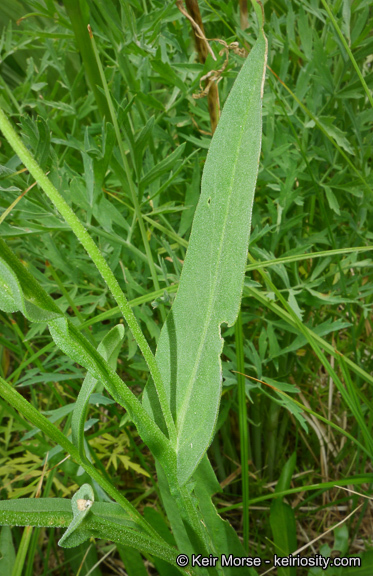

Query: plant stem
[61,0,111,119]
[181,0,220,133]
[0,106,177,448]
[11,526,33,576]
[0,375,164,543]
[251,391,262,472]
[239,0,249,31]
[88,26,166,323]
[319,0,373,108]
[266,400,280,481]
[235,310,249,552]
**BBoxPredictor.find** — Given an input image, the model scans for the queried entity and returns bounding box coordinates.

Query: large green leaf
[143,10,267,485]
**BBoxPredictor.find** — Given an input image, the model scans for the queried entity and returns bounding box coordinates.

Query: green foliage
[0,0,372,573]
[143,25,267,485]
[0,526,15,574]
[0,495,182,567]
[270,454,297,576]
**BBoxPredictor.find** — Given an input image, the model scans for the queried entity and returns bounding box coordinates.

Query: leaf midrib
[175,91,256,448]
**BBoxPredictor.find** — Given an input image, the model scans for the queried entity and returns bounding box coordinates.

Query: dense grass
[0,0,372,574]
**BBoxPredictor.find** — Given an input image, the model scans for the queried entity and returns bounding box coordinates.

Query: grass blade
[319,0,373,108]
[0,105,176,446]
[235,310,249,552]
[61,0,111,119]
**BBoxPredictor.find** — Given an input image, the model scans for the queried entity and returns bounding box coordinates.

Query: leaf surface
[143,22,267,484]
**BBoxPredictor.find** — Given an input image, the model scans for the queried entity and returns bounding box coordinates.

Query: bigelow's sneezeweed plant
[0,1,267,573]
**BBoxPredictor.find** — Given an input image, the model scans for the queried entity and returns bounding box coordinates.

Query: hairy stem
[0,106,177,447]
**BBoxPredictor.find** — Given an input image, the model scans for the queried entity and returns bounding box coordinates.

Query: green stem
[0,106,177,448]
[251,391,262,473]
[319,0,373,109]
[266,400,280,481]
[0,375,163,543]
[61,0,111,119]
[88,26,166,323]
[11,526,33,576]
[247,253,373,458]
[235,310,249,552]
[268,67,371,195]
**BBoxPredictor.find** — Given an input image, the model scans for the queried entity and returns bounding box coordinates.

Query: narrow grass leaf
[270,501,297,576]
[270,454,297,576]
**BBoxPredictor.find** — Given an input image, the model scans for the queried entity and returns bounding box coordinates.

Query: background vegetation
[0,0,372,574]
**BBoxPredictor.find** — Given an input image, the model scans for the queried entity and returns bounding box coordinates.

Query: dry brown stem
[239,0,249,31]
[176,0,220,133]
[192,39,246,100]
